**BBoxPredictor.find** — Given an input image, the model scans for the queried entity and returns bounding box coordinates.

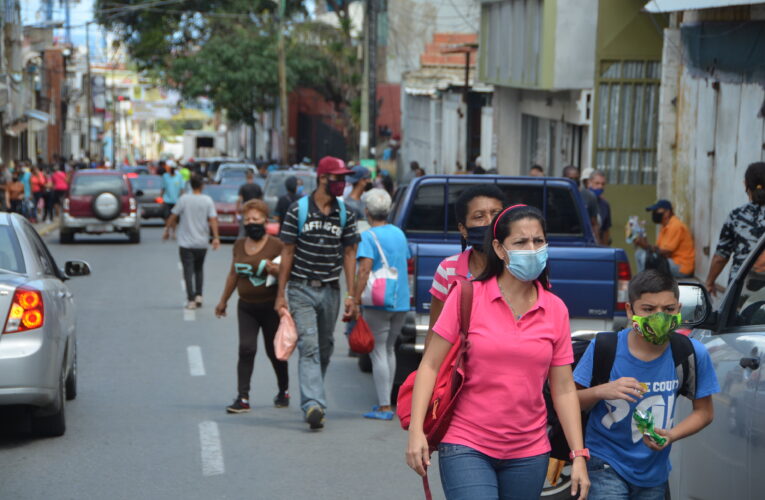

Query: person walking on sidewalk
[275,156,359,431]
[351,188,410,420]
[215,199,289,413]
[163,175,220,309]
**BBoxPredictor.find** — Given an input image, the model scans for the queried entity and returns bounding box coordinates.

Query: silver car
[0,213,90,436]
[263,170,317,216]
[672,234,765,499]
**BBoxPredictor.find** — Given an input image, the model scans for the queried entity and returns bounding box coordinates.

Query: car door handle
[740,357,760,370]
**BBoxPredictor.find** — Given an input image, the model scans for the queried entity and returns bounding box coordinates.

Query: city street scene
[1,0,765,499]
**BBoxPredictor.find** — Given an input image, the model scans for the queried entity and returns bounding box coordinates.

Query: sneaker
[274,391,290,408]
[305,405,325,430]
[226,397,251,414]
[363,410,394,421]
[185,301,197,310]
[195,295,203,307]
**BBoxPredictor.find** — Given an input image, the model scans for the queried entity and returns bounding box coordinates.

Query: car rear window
[71,175,128,196]
[405,184,445,232]
[129,176,162,189]
[265,174,317,199]
[204,186,239,203]
[0,225,26,274]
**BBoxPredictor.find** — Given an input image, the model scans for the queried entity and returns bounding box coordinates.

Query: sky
[21,0,109,61]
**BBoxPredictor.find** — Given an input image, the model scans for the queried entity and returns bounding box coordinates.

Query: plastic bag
[274,309,298,361]
[348,316,375,354]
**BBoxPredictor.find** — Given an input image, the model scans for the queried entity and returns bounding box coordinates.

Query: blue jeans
[438,443,549,500]
[587,455,667,500]
[287,280,340,414]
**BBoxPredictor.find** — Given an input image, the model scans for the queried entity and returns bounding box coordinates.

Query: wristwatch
[569,448,591,461]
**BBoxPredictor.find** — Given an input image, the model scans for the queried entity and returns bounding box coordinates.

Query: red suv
[60,170,142,244]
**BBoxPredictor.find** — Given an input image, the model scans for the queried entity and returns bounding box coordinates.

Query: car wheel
[65,349,77,400]
[31,368,66,437]
[541,459,574,499]
[128,229,141,244]
[728,402,743,435]
[60,230,74,244]
[358,352,373,373]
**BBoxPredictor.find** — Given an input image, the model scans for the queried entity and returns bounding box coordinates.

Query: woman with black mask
[425,185,507,347]
[215,199,289,413]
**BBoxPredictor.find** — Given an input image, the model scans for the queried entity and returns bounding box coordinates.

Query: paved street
[0,223,443,500]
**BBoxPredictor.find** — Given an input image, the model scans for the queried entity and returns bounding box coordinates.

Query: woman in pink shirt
[426,185,506,348]
[51,165,69,217]
[406,204,590,500]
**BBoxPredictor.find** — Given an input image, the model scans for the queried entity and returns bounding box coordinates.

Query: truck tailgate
[548,246,619,319]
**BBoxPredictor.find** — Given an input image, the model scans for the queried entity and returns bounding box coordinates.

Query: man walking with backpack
[275,156,359,430]
[573,270,718,499]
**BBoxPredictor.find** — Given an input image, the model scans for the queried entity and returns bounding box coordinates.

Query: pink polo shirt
[429,249,473,302]
[433,278,574,459]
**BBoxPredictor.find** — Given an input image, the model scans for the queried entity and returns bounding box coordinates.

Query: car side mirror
[678,282,715,328]
[65,260,91,277]
[135,189,144,197]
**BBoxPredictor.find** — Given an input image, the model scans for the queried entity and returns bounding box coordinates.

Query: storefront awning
[644,0,765,12]
[403,66,492,97]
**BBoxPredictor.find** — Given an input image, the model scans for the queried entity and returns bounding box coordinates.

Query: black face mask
[651,211,664,224]
[465,224,490,251]
[244,223,266,240]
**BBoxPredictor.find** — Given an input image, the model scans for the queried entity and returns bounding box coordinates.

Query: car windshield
[71,175,128,196]
[265,173,316,198]
[204,186,239,203]
[0,225,26,274]
[129,176,162,190]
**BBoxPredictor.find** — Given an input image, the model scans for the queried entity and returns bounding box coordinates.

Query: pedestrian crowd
[0,155,72,223]
[155,154,765,500]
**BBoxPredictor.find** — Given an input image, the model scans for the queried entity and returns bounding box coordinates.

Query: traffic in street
[0,224,438,499]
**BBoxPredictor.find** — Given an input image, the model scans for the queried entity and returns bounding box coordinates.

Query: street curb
[35,221,60,237]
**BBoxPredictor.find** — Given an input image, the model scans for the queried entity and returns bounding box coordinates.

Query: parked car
[192,157,244,181]
[60,169,142,244]
[670,234,765,500]
[263,169,317,216]
[213,163,258,184]
[128,175,164,220]
[0,212,91,436]
[204,184,240,240]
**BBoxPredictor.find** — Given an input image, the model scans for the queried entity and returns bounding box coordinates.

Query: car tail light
[408,257,415,307]
[155,197,164,204]
[129,197,137,212]
[616,261,631,311]
[4,287,44,334]
[63,198,70,213]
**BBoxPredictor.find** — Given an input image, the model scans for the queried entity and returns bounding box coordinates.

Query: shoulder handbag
[360,229,398,309]
[396,280,473,500]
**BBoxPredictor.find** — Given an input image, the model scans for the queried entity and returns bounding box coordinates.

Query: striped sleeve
[341,210,360,247]
[280,204,299,244]
[429,261,453,302]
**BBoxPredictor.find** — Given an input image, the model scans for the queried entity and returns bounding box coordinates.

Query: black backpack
[546,331,698,461]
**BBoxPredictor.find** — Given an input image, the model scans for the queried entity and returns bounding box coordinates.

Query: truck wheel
[60,230,74,244]
[65,349,77,401]
[541,459,574,499]
[31,368,67,437]
[128,229,141,244]
[358,353,372,373]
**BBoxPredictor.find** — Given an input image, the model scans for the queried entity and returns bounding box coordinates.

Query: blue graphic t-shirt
[573,329,719,487]
[356,224,411,312]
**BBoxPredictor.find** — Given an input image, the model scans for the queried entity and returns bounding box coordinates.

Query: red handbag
[396,281,473,499]
[349,316,375,354]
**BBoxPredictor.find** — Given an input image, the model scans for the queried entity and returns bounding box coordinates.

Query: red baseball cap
[316,156,353,176]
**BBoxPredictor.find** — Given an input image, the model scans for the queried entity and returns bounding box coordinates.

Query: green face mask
[631,311,682,345]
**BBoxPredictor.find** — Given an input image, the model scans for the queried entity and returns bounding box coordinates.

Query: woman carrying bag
[406,205,589,500]
[215,199,290,413]
[351,189,410,420]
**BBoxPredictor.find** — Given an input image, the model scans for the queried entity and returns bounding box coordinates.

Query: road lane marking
[180,279,186,292]
[177,262,182,271]
[187,346,206,376]
[183,308,196,321]
[199,421,225,476]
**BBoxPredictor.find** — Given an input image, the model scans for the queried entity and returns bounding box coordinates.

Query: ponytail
[745,162,765,206]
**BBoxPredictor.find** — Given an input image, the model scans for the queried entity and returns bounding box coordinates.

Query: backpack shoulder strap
[591,331,619,387]
[297,196,309,236]
[459,280,474,340]
[669,333,697,399]
[336,197,347,228]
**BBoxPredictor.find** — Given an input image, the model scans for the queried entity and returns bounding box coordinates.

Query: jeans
[363,308,406,407]
[635,248,692,278]
[287,280,340,414]
[236,299,288,398]
[438,443,549,500]
[179,247,207,301]
[587,455,667,500]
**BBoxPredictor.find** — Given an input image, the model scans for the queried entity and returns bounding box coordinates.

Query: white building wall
[553,0,598,89]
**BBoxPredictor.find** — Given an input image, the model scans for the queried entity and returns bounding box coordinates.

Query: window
[71,175,128,196]
[20,223,55,276]
[733,248,765,327]
[481,0,543,86]
[498,184,582,236]
[405,184,445,232]
[0,226,26,274]
[594,60,661,184]
[204,186,239,204]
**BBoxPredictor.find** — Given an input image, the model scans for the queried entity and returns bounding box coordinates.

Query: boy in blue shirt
[573,270,719,499]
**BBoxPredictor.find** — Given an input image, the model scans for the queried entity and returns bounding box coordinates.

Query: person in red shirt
[406,204,589,500]
[51,164,69,218]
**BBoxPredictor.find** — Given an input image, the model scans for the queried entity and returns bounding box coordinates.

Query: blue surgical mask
[296,185,304,195]
[502,244,548,282]
[589,187,604,197]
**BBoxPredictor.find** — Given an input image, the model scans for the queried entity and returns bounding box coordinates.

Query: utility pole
[85,21,92,157]
[64,0,71,44]
[367,0,377,157]
[277,0,289,165]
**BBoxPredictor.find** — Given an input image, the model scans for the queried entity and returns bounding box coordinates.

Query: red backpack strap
[459,280,473,340]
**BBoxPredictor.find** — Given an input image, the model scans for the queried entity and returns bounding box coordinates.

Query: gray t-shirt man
[172,193,217,249]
